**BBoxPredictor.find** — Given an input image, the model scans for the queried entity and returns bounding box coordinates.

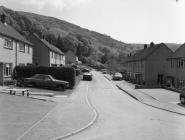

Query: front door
[0,63,3,85]
[158,74,164,85]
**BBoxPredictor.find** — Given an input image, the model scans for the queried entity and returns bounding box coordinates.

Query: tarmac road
[64,70,185,140]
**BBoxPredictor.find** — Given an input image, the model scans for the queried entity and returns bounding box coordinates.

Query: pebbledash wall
[0,34,32,84]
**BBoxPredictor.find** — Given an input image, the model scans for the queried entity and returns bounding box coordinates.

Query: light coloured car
[83,72,92,81]
[112,72,122,80]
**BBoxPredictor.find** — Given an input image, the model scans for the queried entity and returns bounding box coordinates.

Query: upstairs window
[4,38,13,50]
[19,43,25,52]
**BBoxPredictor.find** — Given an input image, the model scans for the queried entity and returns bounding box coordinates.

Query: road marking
[51,82,98,140]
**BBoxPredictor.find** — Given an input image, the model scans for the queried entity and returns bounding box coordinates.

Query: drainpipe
[15,41,18,66]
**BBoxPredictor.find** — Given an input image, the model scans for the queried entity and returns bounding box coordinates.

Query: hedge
[12,66,76,88]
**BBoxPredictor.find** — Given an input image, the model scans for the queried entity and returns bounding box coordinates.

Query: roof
[33,34,64,55]
[0,22,31,45]
[125,43,168,63]
[168,43,185,59]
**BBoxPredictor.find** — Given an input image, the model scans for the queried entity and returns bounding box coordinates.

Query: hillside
[0,6,136,66]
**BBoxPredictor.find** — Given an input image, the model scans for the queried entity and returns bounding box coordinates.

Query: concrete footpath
[104,74,185,116]
[0,81,97,140]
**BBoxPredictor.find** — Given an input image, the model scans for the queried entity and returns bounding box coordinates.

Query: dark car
[82,68,90,73]
[23,74,69,90]
[83,72,92,81]
[112,72,123,80]
[180,92,185,104]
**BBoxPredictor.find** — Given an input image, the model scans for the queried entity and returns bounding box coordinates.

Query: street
[1,71,185,140]
[64,71,185,140]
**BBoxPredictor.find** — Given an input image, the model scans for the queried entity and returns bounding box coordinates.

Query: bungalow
[124,43,173,86]
[0,14,33,84]
[28,33,65,67]
[65,50,78,65]
[166,43,185,89]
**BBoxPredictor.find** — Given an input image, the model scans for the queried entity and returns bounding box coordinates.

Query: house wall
[28,35,50,67]
[0,35,16,67]
[167,58,185,88]
[0,35,33,84]
[145,45,173,86]
[126,60,146,83]
[17,43,32,65]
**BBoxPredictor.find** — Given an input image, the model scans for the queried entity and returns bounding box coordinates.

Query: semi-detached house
[28,33,65,67]
[166,43,185,89]
[124,43,173,86]
[0,14,33,84]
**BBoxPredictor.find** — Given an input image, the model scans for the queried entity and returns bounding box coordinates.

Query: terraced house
[166,43,185,89]
[0,14,32,84]
[28,33,65,67]
[124,43,173,86]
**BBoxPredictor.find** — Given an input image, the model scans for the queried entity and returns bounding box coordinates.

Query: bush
[4,80,16,86]
[12,66,76,88]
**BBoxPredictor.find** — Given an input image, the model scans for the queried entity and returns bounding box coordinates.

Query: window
[4,38,13,49]
[170,59,174,68]
[51,52,54,58]
[19,43,25,52]
[3,63,12,76]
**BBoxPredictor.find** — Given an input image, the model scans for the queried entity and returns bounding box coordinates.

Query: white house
[0,14,33,84]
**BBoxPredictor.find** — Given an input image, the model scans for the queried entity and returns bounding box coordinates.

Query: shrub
[12,66,76,88]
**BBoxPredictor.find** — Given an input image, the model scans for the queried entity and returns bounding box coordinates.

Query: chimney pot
[144,44,147,49]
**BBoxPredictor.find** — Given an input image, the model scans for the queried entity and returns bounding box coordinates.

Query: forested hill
[0,6,136,66]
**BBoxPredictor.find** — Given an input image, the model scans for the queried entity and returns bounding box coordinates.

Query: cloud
[20,0,91,11]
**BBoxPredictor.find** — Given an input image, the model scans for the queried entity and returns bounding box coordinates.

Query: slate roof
[168,43,185,59]
[33,33,64,55]
[125,43,167,63]
[0,22,31,45]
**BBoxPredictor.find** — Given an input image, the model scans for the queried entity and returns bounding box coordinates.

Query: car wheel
[58,85,64,91]
[180,96,185,104]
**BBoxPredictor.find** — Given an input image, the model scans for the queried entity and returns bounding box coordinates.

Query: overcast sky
[1,0,185,43]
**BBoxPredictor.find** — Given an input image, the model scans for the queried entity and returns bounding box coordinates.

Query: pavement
[104,74,185,116]
[0,77,97,140]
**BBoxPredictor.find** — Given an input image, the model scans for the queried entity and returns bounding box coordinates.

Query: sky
[1,0,185,43]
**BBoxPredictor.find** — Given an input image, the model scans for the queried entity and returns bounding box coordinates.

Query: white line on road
[51,81,98,140]
[16,104,57,140]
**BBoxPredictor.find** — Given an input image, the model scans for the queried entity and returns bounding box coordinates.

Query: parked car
[180,93,185,104]
[23,74,69,90]
[112,72,123,80]
[83,72,92,81]
[101,69,107,74]
[82,68,90,73]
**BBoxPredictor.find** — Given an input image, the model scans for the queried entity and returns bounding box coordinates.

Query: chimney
[150,42,154,47]
[0,14,6,24]
[144,44,147,49]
